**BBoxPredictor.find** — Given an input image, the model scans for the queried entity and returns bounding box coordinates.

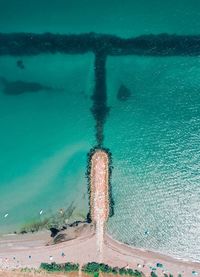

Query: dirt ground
[0,270,123,277]
[0,270,86,277]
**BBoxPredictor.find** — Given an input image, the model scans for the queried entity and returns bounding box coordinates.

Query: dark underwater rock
[0,76,53,95]
[16,59,25,69]
[117,84,131,101]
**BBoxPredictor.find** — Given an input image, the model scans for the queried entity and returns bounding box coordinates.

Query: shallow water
[0,54,95,232]
[0,0,200,261]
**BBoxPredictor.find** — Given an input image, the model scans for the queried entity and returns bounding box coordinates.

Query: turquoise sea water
[0,0,200,261]
[106,56,200,261]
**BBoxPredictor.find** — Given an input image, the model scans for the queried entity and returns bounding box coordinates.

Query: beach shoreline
[0,226,200,276]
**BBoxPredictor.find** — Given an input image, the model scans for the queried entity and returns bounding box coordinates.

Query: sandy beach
[0,228,200,276]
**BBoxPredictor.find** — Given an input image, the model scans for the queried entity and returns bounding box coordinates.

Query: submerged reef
[0,32,200,56]
[1,32,199,143]
[91,53,109,146]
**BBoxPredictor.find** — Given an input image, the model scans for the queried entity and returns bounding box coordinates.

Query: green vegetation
[20,268,42,274]
[151,272,158,277]
[82,262,142,276]
[40,262,143,276]
[40,262,79,272]
[64,262,79,272]
[40,262,62,272]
